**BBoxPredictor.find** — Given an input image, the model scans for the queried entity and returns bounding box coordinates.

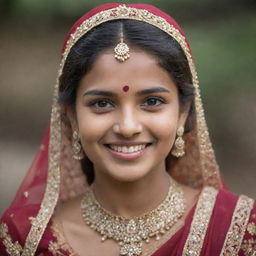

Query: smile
[104,143,152,160]
[109,144,147,153]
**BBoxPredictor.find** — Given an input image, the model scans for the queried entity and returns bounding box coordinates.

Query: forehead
[78,49,176,92]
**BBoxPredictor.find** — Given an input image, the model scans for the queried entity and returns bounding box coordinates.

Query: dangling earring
[171,126,185,158]
[72,131,84,160]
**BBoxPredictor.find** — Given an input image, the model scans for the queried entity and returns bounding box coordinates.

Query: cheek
[151,114,177,138]
[76,108,111,147]
[150,101,179,131]
[148,107,179,147]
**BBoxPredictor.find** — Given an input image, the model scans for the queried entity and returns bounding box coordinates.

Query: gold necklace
[80,178,185,256]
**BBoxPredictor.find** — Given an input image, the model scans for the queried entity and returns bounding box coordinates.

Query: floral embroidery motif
[247,222,256,236]
[240,209,256,256]
[220,195,254,255]
[49,221,77,256]
[240,238,256,256]
[182,186,218,256]
[0,222,23,256]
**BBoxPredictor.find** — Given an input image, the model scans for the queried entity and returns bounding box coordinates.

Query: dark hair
[59,19,195,184]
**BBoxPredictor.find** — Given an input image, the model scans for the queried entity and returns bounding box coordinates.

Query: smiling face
[68,49,188,183]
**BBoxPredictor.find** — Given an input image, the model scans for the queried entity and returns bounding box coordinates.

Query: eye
[88,99,114,109]
[142,97,166,107]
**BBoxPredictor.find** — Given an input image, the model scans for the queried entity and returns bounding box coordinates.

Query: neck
[92,166,171,218]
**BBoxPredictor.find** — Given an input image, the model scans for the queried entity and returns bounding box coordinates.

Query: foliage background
[0,0,256,214]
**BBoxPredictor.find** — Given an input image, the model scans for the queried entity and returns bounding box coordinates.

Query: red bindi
[123,85,129,92]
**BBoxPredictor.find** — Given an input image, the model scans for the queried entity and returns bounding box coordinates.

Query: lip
[105,141,151,146]
[104,143,152,160]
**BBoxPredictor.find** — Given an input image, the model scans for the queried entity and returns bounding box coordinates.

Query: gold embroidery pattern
[220,195,254,255]
[240,209,256,256]
[49,221,77,256]
[0,222,23,256]
[247,222,256,236]
[22,4,222,256]
[240,238,256,256]
[182,187,218,256]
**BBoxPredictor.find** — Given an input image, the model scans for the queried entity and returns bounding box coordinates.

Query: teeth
[109,144,147,153]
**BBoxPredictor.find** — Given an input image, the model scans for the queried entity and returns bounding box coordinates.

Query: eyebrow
[83,87,170,97]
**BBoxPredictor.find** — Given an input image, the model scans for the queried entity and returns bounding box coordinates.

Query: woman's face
[71,49,188,182]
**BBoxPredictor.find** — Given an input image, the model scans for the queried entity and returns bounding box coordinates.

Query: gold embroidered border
[0,222,23,256]
[22,4,221,256]
[220,195,254,255]
[182,186,218,256]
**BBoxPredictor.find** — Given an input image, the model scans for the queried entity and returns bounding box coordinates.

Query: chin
[100,165,152,184]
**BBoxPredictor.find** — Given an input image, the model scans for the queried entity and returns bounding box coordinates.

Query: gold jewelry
[81,178,185,256]
[114,24,130,62]
[72,131,84,160]
[171,126,185,157]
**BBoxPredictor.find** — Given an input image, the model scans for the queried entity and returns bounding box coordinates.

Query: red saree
[1,187,255,255]
[0,3,255,256]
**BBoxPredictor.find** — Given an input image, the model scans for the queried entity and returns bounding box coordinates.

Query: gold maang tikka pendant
[114,27,130,62]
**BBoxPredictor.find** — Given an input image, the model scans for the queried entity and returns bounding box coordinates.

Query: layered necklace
[80,178,185,256]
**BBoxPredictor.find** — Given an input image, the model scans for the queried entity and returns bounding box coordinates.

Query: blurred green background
[0,0,255,214]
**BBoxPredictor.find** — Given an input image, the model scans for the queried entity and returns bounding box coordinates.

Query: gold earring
[171,126,185,158]
[72,131,84,160]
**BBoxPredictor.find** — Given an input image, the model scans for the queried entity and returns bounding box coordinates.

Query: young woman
[0,3,255,256]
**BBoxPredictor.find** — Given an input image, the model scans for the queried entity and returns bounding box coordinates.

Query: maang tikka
[114,23,130,62]
[72,131,84,160]
[171,126,185,157]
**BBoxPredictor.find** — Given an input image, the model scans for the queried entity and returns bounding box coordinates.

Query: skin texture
[60,49,200,255]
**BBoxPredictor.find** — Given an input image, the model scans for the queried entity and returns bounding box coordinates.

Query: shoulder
[210,188,255,233]
[204,187,255,215]
[0,204,39,255]
[214,189,256,255]
[186,187,255,255]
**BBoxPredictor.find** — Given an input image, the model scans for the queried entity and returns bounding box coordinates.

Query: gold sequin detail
[220,195,254,255]
[182,186,218,256]
[24,191,29,198]
[247,222,256,236]
[240,238,256,256]
[0,222,23,256]
[240,210,256,255]
[22,4,222,256]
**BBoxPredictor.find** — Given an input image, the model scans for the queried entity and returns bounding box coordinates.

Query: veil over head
[4,3,223,256]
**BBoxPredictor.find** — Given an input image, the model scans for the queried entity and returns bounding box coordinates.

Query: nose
[113,108,143,138]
